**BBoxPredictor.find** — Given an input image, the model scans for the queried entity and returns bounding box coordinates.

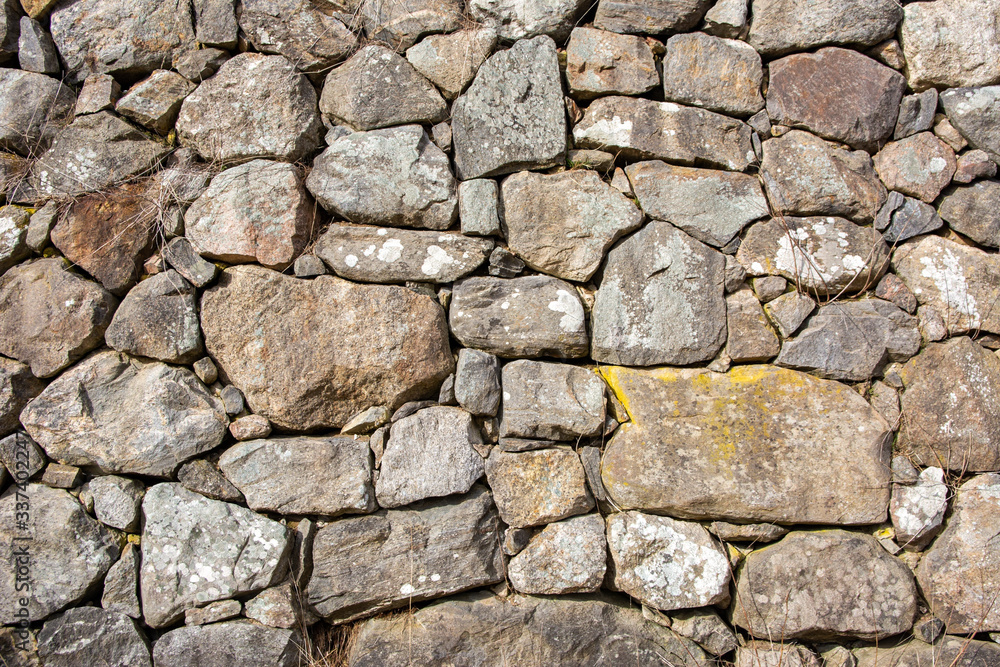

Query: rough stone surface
[501,170,643,281]
[184,600,241,626]
[891,466,947,551]
[764,291,815,338]
[500,360,605,441]
[0,484,120,624]
[670,608,738,656]
[874,133,957,203]
[360,0,463,52]
[573,96,754,171]
[485,448,593,528]
[102,542,141,618]
[508,514,606,594]
[0,69,75,156]
[726,288,780,363]
[468,0,586,42]
[452,36,565,180]
[458,179,501,237]
[449,275,588,359]
[565,27,658,99]
[105,270,202,364]
[192,0,237,48]
[243,583,302,629]
[940,86,1000,165]
[307,486,503,623]
[201,266,453,430]
[599,365,892,524]
[593,0,711,34]
[176,53,321,164]
[376,406,485,508]
[21,351,227,477]
[320,45,447,131]
[607,511,730,611]
[662,32,763,117]
[162,237,218,288]
[74,73,120,115]
[116,70,194,135]
[767,48,906,150]
[938,180,1000,248]
[454,349,500,417]
[854,638,1000,667]
[37,607,150,667]
[709,521,788,544]
[954,149,997,184]
[90,475,144,532]
[0,431,45,479]
[0,206,28,275]
[732,530,917,640]
[405,28,496,100]
[307,125,456,231]
[900,0,1000,90]
[895,89,939,141]
[219,436,374,516]
[0,259,114,378]
[176,459,243,502]
[592,221,726,366]
[314,224,491,284]
[152,622,299,667]
[737,642,820,667]
[880,195,943,245]
[239,0,355,73]
[627,160,767,247]
[747,0,902,57]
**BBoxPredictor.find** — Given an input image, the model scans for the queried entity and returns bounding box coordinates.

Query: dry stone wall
[1,0,1000,665]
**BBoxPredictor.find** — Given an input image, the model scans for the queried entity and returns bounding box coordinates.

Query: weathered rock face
[499,360,605,441]
[0,206,28,273]
[349,593,707,667]
[897,337,1000,472]
[306,125,457,231]
[873,133,957,203]
[747,0,902,57]
[38,607,150,667]
[760,130,886,224]
[573,96,754,171]
[314,224,491,284]
[725,288,780,363]
[626,160,767,247]
[449,275,589,359]
[732,530,917,641]
[501,170,643,282]
[938,180,1000,248]
[940,86,1000,165]
[593,0,711,34]
[21,351,227,477]
[508,514,606,594]
[900,0,1000,90]
[153,621,300,667]
[360,0,463,52]
[454,349,500,417]
[90,475,144,532]
[467,0,586,42]
[307,486,503,623]
[878,194,944,245]
[592,221,726,366]
[485,448,593,528]
[0,69,75,156]
[141,483,290,628]
[891,235,1000,335]
[102,543,141,619]
[767,48,906,150]
[565,27,658,99]
[890,466,948,551]
[451,36,566,179]
[116,70,195,136]
[201,266,453,430]
[0,361,42,435]
[219,436,375,515]
[0,259,115,378]
[185,160,313,269]
[854,638,1000,667]
[0,484,120,624]
[599,365,892,524]
[738,217,889,297]
[49,0,196,83]
[661,32,763,117]
[105,270,202,364]
[405,28,496,101]
[239,0,355,73]
[176,53,321,164]
[607,511,730,611]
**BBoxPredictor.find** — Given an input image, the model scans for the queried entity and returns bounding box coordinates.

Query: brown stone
[725,288,779,362]
[661,32,763,117]
[485,448,593,528]
[873,133,957,203]
[565,27,658,99]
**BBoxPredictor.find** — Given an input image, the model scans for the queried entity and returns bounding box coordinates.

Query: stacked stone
[0,0,999,664]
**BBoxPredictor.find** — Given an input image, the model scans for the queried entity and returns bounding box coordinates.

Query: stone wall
[1,0,1000,665]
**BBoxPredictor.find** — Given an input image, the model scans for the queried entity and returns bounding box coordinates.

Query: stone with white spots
[140,483,291,628]
[485,448,594,528]
[873,133,957,203]
[467,0,588,42]
[360,0,463,53]
[854,638,1000,667]
[899,0,1000,90]
[405,29,497,101]
[736,642,820,667]
[890,466,948,551]
[89,475,145,532]
[606,511,730,612]
[37,607,151,667]
[152,621,300,667]
[239,0,355,74]
[314,224,492,284]
[499,360,605,441]
[507,514,606,595]
[940,86,1000,165]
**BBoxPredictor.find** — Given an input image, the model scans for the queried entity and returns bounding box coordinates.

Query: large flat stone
[405,28,496,101]
[873,132,957,203]
[467,0,586,42]
[499,360,605,441]
[153,621,299,667]
[599,365,892,524]
[360,0,463,52]
[661,32,763,117]
[747,0,902,57]
[593,0,711,34]
[565,27,658,99]
[508,514,606,595]
[899,0,1000,90]
[485,448,593,528]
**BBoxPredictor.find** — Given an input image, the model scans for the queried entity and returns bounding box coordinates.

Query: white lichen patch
[421,245,456,276]
[548,289,585,332]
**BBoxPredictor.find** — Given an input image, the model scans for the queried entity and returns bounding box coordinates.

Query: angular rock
[662,32,763,117]
[954,149,997,183]
[573,96,754,172]
[452,36,566,179]
[0,484,120,624]
[607,511,730,611]
[173,48,228,82]
[176,53,321,164]
[726,288,779,363]
[454,349,500,417]
[764,291,815,338]
[141,483,290,628]
[376,406,485,508]
[184,600,241,626]
[592,221,726,366]
[201,266,453,429]
[244,583,302,629]
[776,299,920,381]
[508,514,606,594]
[599,365,892,523]
[0,0,17,62]
[488,247,523,277]
[0,69,74,156]
[485,448,593,528]
[593,0,711,34]
[468,0,585,41]
[40,462,79,488]
[565,27,658,99]
[938,180,1000,248]
[116,70,194,136]
[0,206,28,274]
[28,112,170,199]
[935,115,968,152]
[627,160,767,247]
[891,466,947,551]
[229,415,271,441]
[320,45,446,131]
[0,258,115,377]
[340,405,390,435]
[738,216,889,297]
[737,642,820,667]
[940,86,1000,164]
[74,73,120,115]
[895,89,939,141]
[880,195,943,245]
[405,28,496,100]
[752,276,786,303]
[897,337,1000,472]
[450,275,588,359]
[0,431,45,481]
[102,543,141,618]
[239,0,355,73]
[162,237,217,288]
[747,0,902,57]
[458,178,500,237]
[152,622,299,667]
[917,474,1000,634]
[767,47,906,150]
[314,223,491,284]
[219,436,374,515]
[349,593,707,666]
[878,274,917,315]
[708,521,788,544]
[891,235,1000,335]
[90,475,144,532]
[874,133,957,203]
[292,254,326,278]
[192,0,237,48]
[501,170,643,281]
[176,459,243,502]
[499,360,605,440]
[732,530,917,640]
[21,351,227,477]
[307,125,456,230]
[760,130,887,224]
[25,200,57,252]
[360,0,462,52]
[38,608,150,667]
[670,608,738,657]
[854,638,1000,667]
[105,271,202,364]
[307,486,503,623]
[900,0,1000,90]
[0,153,28,203]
